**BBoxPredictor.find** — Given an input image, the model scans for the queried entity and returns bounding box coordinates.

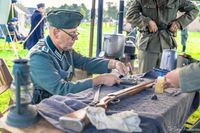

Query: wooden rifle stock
[59,80,155,132]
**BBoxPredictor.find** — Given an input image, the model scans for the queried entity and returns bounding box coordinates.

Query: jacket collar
[46,35,64,60]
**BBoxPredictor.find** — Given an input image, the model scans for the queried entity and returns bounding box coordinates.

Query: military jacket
[27,36,110,95]
[25,10,45,50]
[179,62,200,92]
[126,0,199,53]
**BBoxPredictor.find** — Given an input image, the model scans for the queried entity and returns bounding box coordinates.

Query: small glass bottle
[155,76,165,94]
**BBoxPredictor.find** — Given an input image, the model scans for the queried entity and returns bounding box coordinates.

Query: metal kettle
[160,49,177,71]
[103,33,125,58]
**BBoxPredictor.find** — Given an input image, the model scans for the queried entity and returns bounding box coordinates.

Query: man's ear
[53,28,60,39]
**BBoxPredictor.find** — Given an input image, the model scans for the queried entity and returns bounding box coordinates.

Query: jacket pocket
[142,4,157,18]
[159,3,177,21]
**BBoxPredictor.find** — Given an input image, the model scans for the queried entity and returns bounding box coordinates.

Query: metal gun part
[89,85,101,106]
[59,116,85,132]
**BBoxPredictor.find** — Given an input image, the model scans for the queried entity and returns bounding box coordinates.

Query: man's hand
[169,21,180,33]
[108,60,129,76]
[148,20,158,33]
[92,74,120,86]
[164,69,180,89]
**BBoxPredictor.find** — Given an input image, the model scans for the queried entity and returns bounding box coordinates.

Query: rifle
[59,80,155,132]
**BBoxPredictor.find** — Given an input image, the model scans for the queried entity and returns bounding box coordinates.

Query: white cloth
[86,106,142,133]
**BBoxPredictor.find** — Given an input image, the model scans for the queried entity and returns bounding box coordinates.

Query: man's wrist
[92,75,103,86]
[108,59,117,69]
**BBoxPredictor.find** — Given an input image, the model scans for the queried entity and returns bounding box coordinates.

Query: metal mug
[103,33,125,58]
[160,49,177,71]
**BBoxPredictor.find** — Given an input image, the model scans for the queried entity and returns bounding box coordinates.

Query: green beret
[47,9,83,29]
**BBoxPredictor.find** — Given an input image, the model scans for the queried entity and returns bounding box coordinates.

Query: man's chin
[64,47,73,51]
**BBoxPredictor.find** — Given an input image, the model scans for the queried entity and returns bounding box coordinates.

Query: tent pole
[118,0,124,34]
[89,0,96,57]
[0,26,6,38]
[11,3,15,18]
[5,25,19,58]
[96,0,103,57]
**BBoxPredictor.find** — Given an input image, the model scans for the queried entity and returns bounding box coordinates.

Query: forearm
[33,73,93,95]
[179,63,200,92]
[73,51,110,74]
[177,0,199,29]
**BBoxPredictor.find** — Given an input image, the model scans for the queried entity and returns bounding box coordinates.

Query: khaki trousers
[138,50,161,73]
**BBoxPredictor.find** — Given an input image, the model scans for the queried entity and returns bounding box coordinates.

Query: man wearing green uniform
[164,62,200,131]
[28,10,129,104]
[126,0,199,73]
[164,62,200,92]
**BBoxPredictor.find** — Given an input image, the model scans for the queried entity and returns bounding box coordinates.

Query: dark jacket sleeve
[126,0,151,30]
[34,14,44,39]
[72,50,111,74]
[177,0,199,29]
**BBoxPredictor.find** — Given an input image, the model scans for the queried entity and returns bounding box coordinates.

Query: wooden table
[0,112,64,133]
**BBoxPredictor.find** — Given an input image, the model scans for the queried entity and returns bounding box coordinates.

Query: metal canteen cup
[176,54,191,68]
[103,33,125,58]
[160,49,177,71]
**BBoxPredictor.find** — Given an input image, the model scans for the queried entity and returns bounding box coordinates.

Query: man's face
[14,21,18,25]
[38,7,45,14]
[56,28,79,51]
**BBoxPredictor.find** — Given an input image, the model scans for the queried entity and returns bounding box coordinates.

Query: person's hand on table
[92,73,120,86]
[108,59,130,76]
[163,69,181,89]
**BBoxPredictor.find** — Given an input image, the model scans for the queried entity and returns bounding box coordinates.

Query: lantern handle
[15,70,21,114]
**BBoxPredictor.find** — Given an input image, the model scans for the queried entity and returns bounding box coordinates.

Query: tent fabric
[0,0,12,24]
[14,5,27,35]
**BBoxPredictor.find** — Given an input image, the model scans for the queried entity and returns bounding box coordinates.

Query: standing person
[126,0,199,73]
[24,3,46,50]
[123,22,137,43]
[163,62,200,131]
[28,9,129,104]
[181,28,188,52]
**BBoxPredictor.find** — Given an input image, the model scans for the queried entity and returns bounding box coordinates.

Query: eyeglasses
[60,29,80,40]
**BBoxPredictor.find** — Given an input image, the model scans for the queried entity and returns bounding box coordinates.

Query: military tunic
[179,62,200,92]
[126,0,199,73]
[28,36,110,103]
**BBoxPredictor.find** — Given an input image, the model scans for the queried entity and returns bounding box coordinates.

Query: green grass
[176,31,200,59]
[0,90,12,113]
[0,23,199,128]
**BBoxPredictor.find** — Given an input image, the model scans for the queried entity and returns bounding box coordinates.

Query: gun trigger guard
[110,98,120,104]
